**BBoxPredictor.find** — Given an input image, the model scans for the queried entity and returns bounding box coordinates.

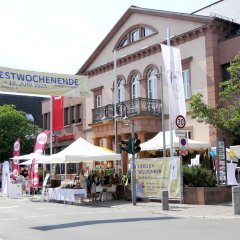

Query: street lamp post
[130,122,137,206]
[101,102,137,205]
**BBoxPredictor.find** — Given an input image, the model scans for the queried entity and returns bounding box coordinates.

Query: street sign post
[176,115,186,129]
[175,129,187,138]
[179,137,188,150]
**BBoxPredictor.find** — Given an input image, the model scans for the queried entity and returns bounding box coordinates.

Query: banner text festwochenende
[0,66,89,97]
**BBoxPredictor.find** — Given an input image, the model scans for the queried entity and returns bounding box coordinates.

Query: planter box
[183,186,232,205]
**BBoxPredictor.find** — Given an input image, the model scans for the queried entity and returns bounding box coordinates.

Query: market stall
[43,137,121,164]
[140,130,210,151]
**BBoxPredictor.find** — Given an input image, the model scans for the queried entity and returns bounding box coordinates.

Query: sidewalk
[96,200,240,219]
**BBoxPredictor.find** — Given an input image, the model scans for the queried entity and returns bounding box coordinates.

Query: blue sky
[0,0,217,75]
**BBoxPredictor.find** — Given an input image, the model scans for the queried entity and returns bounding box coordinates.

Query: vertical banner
[52,96,64,131]
[161,44,186,121]
[12,138,21,179]
[135,157,181,199]
[30,130,50,188]
[1,161,10,195]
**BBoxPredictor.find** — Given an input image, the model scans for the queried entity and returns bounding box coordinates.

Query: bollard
[232,186,240,214]
[162,190,169,210]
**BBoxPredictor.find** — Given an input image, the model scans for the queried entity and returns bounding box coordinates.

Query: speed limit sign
[176,115,186,128]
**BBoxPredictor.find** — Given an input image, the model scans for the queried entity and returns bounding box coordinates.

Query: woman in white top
[79,169,87,190]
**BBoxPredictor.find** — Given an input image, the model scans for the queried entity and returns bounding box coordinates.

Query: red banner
[52,96,64,131]
[30,130,50,188]
[12,138,20,179]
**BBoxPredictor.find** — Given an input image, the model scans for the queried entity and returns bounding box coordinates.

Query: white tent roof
[11,153,48,161]
[44,137,121,164]
[140,130,210,151]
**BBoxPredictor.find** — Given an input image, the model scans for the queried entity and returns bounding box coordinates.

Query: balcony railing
[92,97,162,124]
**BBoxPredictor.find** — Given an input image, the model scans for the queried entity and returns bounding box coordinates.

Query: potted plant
[183,165,232,204]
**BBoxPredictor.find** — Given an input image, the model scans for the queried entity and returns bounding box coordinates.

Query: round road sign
[176,115,186,128]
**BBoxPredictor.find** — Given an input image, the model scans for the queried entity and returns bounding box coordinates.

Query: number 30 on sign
[176,115,186,129]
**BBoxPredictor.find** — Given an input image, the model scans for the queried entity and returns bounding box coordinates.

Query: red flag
[30,130,50,188]
[52,96,64,131]
[12,138,20,179]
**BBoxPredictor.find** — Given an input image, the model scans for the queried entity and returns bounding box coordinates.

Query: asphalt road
[0,197,240,240]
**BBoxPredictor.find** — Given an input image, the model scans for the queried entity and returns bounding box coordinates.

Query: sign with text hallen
[56,134,75,143]
[0,66,89,97]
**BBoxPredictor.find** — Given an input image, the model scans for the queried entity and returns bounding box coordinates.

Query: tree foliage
[0,104,39,162]
[189,52,240,144]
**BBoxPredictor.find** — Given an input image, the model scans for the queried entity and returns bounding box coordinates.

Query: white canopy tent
[43,137,121,164]
[140,130,210,151]
[11,153,48,162]
[11,153,49,166]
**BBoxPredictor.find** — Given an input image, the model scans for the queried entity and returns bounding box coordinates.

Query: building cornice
[85,22,227,78]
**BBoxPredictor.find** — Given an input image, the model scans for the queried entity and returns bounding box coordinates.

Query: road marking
[1,217,19,221]
[43,214,57,217]
[23,216,39,219]
[63,212,80,215]
[0,206,19,209]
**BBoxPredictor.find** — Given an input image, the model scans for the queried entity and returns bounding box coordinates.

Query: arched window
[116,25,157,49]
[147,68,157,99]
[131,74,140,99]
[118,79,124,102]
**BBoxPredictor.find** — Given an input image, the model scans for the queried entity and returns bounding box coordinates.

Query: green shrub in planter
[183,165,216,187]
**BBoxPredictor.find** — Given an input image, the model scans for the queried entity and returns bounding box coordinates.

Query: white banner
[1,161,10,195]
[161,44,186,121]
[0,66,89,97]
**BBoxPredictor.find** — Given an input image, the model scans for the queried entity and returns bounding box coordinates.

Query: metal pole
[114,50,118,152]
[114,50,121,174]
[49,96,53,176]
[167,27,174,157]
[50,96,53,155]
[131,122,136,205]
[179,156,183,203]
[160,66,166,157]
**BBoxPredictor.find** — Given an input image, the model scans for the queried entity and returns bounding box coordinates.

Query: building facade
[42,2,240,174]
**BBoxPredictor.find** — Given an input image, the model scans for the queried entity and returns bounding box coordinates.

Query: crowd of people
[10,166,30,192]
[72,169,120,202]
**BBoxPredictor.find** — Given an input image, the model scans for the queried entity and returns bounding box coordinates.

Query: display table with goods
[47,184,87,203]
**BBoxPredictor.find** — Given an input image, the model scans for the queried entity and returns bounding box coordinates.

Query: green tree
[189,52,240,144]
[0,104,40,162]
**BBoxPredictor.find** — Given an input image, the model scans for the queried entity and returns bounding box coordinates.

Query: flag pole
[160,66,166,157]
[49,96,53,175]
[50,96,53,155]
[167,27,174,157]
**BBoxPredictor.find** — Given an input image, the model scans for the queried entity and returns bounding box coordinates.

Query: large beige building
[43,2,240,174]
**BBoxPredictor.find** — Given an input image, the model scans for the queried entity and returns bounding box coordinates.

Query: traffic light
[134,139,141,153]
[121,139,133,154]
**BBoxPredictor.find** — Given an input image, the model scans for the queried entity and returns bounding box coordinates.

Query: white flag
[161,44,186,121]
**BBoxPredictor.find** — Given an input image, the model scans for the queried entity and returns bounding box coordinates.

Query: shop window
[119,37,128,47]
[67,163,76,174]
[71,106,75,124]
[64,107,70,126]
[96,95,102,108]
[131,74,140,99]
[182,69,191,99]
[43,113,49,130]
[118,79,124,102]
[221,63,231,82]
[147,68,157,99]
[76,104,82,123]
[131,29,140,42]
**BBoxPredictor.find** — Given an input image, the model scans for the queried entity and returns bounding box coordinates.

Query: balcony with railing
[92,97,162,124]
